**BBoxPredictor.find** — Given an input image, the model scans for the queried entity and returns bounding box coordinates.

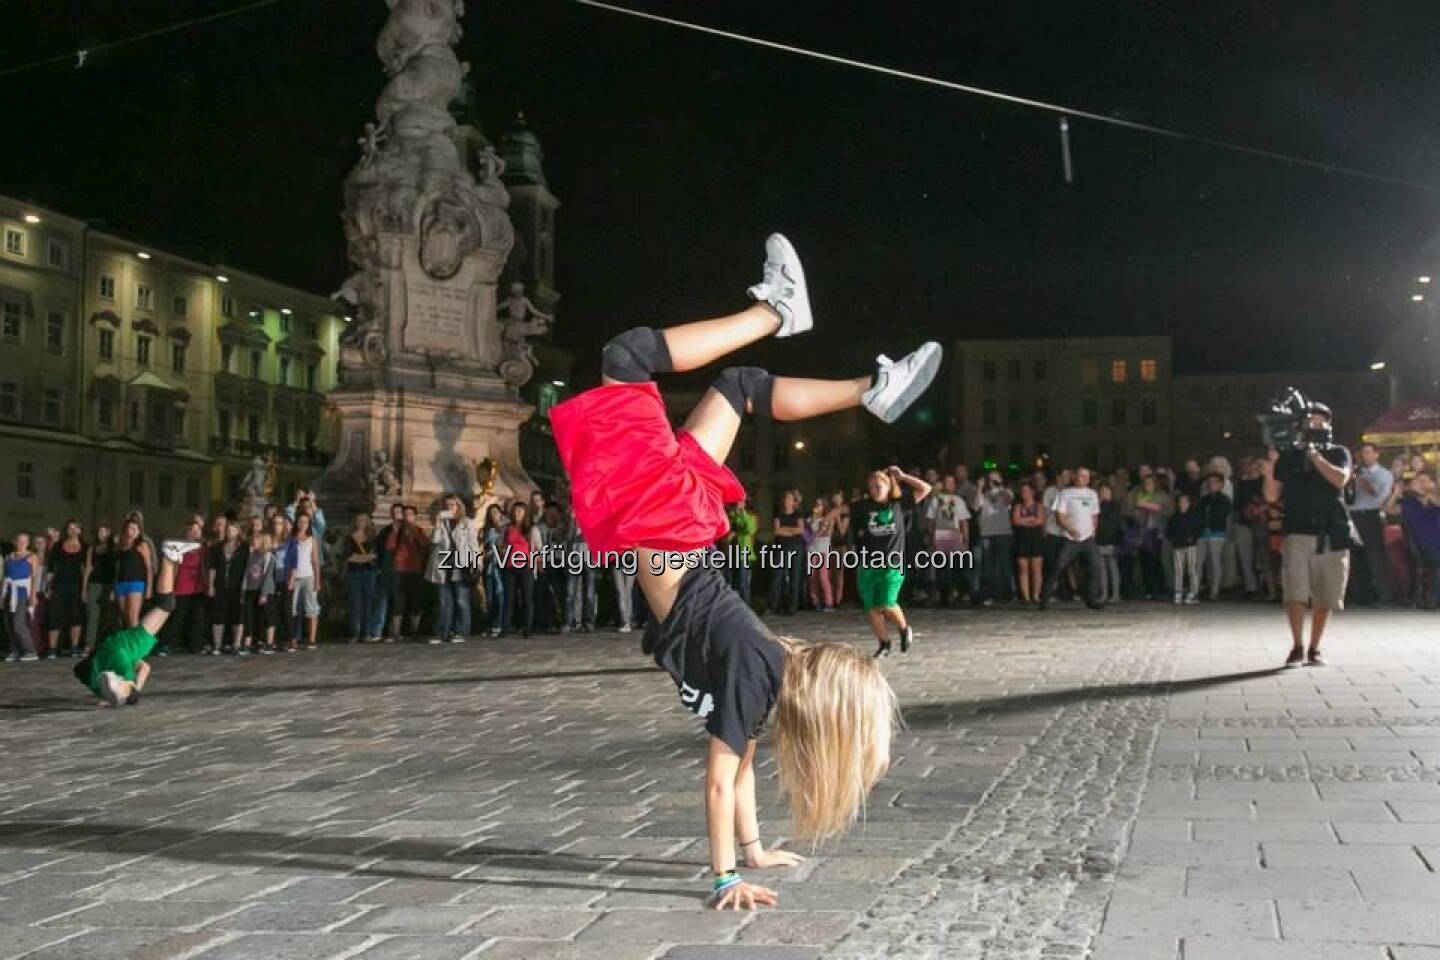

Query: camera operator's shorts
[1281,534,1349,610]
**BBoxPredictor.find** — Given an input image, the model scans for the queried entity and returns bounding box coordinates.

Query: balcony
[208,436,331,465]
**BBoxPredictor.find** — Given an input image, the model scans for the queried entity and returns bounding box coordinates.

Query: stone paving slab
[2,606,1438,958]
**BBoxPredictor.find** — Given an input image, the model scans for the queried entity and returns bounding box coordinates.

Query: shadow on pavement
[903,666,1286,727]
[0,821,705,899]
[0,665,659,713]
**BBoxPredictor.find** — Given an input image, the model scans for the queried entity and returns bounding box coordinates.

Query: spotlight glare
[23,214,40,224]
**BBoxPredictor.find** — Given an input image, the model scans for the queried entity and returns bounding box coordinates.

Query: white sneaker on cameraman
[863,343,943,424]
[747,233,812,338]
[161,540,202,564]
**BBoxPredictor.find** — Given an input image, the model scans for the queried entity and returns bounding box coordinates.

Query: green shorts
[857,567,904,610]
[83,625,158,694]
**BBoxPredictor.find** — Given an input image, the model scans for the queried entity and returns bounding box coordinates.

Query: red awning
[1366,399,1440,435]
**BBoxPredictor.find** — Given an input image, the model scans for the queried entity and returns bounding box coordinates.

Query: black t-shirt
[1234,476,1263,517]
[1276,446,1351,537]
[344,534,378,571]
[854,496,909,559]
[89,545,116,586]
[47,544,86,592]
[642,566,784,756]
[773,510,805,546]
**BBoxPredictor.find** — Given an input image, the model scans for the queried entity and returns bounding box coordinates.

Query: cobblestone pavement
[0,605,1436,959]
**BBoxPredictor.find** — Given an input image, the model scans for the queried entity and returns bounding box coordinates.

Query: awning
[1362,399,1440,446]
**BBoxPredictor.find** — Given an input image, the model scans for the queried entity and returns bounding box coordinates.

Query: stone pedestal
[318,385,534,523]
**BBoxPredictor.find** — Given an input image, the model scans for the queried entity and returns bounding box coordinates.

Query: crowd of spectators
[3,444,1437,662]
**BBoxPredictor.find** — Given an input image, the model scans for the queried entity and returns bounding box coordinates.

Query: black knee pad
[601,327,673,383]
[712,366,774,418]
[153,593,176,613]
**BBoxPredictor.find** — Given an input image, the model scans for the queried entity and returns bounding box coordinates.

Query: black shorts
[389,571,424,617]
[46,589,85,631]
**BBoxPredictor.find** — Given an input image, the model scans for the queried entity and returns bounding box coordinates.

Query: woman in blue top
[3,532,40,661]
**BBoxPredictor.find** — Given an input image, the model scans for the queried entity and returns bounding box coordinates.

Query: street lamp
[793,439,806,451]
[23,214,40,224]
[1420,276,1432,284]
[1413,294,1425,302]
[1371,361,1386,371]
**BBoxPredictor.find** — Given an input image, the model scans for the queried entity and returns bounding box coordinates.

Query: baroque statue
[336,0,521,376]
[498,281,552,386]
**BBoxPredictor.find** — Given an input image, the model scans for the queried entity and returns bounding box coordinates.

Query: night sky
[5,0,1440,378]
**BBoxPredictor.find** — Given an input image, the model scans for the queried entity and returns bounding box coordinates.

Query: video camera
[1256,386,1334,451]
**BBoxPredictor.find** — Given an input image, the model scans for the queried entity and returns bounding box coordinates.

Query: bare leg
[1016,559,1032,603]
[1285,602,1305,651]
[882,606,908,631]
[646,304,779,377]
[138,559,178,636]
[866,609,889,643]
[1308,608,1331,653]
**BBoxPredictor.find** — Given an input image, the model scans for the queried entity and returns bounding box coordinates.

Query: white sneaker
[161,540,202,564]
[427,637,443,645]
[99,671,125,708]
[617,623,633,634]
[747,233,812,337]
[862,342,942,424]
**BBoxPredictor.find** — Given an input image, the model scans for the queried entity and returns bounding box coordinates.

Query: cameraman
[1260,404,1352,668]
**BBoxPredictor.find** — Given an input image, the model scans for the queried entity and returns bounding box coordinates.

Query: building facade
[1172,370,1389,465]
[0,192,345,535]
[950,336,1175,474]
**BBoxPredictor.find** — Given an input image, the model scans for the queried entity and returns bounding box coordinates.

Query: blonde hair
[771,637,899,844]
[867,470,896,501]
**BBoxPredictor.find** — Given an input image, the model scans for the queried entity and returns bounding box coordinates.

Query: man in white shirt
[1040,467,1104,610]
[1349,442,1394,605]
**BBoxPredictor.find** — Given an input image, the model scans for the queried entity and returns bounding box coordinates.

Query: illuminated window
[1140,359,1158,382]
[1111,360,1127,384]
[1081,360,1098,385]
